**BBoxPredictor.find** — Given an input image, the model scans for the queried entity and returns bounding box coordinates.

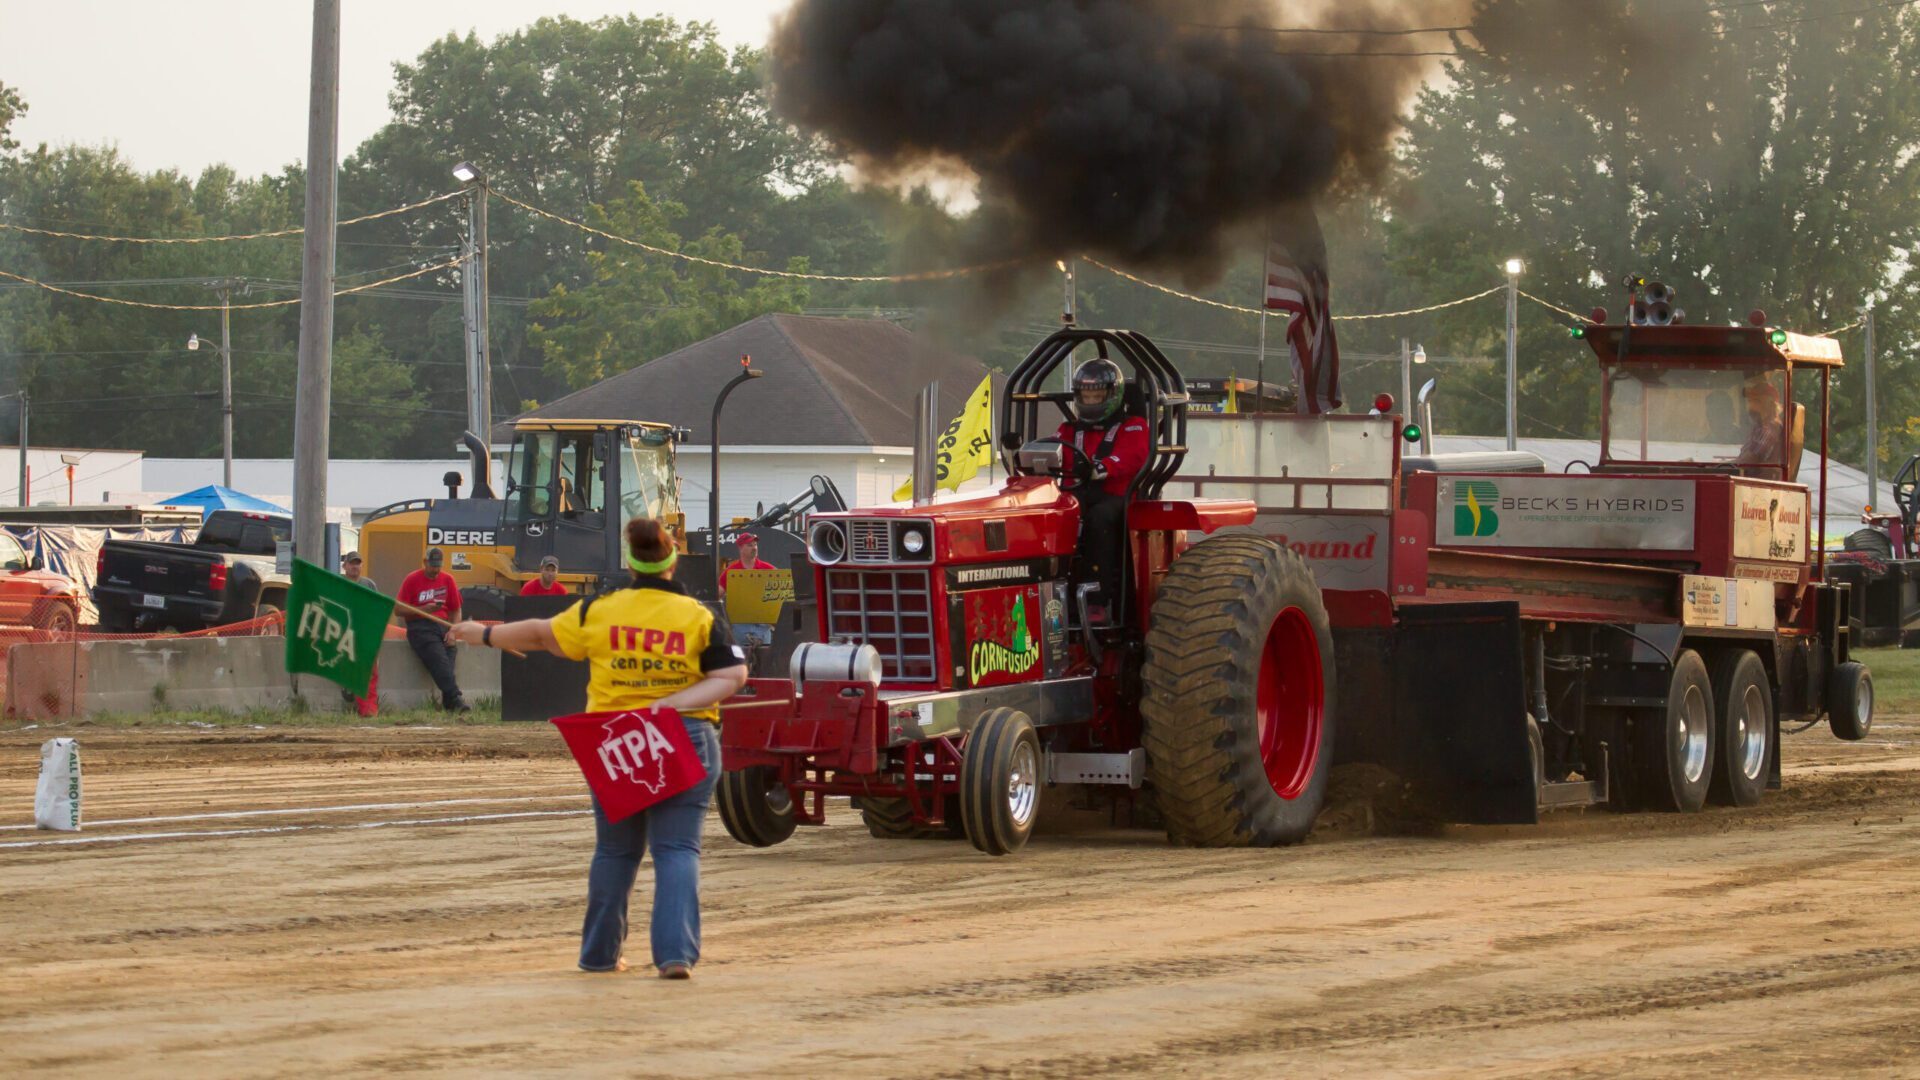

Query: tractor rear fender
[1128,499,1257,535]
[1391,601,1537,825]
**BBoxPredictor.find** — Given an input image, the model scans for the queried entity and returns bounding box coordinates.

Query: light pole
[1864,305,1879,506]
[453,160,493,442]
[1504,257,1523,450]
[1400,339,1426,422]
[293,0,341,565]
[188,278,240,487]
[709,356,764,596]
[15,390,27,507]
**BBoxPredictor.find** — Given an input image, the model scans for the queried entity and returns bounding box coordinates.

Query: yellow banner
[725,568,795,625]
[895,375,993,501]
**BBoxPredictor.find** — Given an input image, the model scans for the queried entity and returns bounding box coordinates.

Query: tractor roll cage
[998,328,1190,501]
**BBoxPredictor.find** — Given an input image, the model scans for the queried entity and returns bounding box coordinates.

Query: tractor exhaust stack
[911,382,939,506]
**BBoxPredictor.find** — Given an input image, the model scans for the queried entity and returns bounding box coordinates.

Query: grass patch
[1858,646,1920,714]
[71,701,510,729]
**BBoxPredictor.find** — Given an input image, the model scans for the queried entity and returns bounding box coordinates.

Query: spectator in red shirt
[398,547,468,712]
[521,555,569,596]
[720,533,778,647]
[1054,358,1150,622]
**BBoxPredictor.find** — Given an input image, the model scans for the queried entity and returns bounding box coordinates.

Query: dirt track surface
[3,717,1919,1077]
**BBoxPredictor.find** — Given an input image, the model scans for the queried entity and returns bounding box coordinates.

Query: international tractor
[715,289,1871,856]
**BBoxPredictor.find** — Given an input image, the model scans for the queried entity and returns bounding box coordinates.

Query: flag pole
[396,599,527,658]
[1255,224,1269,416]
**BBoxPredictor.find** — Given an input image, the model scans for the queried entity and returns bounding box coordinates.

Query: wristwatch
[482,625,493,647]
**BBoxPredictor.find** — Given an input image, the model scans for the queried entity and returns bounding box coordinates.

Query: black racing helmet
[1071,358,1125,425]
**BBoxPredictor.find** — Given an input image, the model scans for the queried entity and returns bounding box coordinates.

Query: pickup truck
[93,510,292,632]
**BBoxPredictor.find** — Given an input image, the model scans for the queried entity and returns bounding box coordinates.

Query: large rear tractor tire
[1707,650,1772,807]
[958,708,1042,856]
[1632,649,1716,812]
[857,795,965,840]
[716,766,797,847]
[1827,661,1873,741]
[1141,535,1335,847]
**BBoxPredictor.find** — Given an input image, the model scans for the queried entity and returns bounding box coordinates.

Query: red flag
[1265,205,1342,415]
[551,707,710,823]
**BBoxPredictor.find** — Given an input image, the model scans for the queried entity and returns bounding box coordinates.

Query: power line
[0,190,464,244]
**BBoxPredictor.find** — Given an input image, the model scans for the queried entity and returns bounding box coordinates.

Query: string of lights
[0,255,468,311]
[0,190,465,244]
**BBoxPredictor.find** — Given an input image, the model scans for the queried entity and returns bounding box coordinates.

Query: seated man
[1055,358,1150,623]
[1735,379,1785,470]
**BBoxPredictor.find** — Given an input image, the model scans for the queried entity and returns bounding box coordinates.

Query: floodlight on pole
[1505,257,1525,276]
[453,158,492,443]
[1413,343,1427,364]
[451,161,482,184]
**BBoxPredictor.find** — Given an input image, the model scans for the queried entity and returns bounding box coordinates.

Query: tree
[528,183,809,390]
[1387,1,1920,465]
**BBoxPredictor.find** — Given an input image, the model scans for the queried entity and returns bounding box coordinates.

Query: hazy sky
[0,1,790,177]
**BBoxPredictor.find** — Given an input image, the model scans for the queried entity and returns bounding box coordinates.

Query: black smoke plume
[768,0,1459,274]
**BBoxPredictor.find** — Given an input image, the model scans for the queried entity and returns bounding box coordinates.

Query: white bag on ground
[34,737,81,832]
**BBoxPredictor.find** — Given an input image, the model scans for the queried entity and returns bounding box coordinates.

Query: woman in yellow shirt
[447,518,748,980]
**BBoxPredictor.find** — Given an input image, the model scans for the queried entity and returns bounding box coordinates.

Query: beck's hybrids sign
[1437,476,1696,551]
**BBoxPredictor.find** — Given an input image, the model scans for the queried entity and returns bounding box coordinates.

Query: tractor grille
[848,519,891,564]
[823,568,936,683]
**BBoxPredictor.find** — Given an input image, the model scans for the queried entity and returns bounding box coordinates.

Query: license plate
[139,593,166,610]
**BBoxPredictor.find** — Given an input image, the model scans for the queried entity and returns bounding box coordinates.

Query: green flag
[284,558,396,697]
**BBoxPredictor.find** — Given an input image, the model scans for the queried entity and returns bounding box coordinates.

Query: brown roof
[499,315,994,446]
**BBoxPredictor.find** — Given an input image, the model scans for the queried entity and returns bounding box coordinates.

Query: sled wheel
[1707,650,1772,807]
[1141,534,1334,846]
[716,766,797,847]
[958,708,1041,856]
[1827,661,1874,741]
[1633,649,1715,812]
[857,795,965,840]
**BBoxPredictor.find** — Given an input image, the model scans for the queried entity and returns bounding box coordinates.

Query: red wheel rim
[1256,607,1324,800]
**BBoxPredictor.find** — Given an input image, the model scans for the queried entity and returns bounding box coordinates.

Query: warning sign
[725,568,795,624]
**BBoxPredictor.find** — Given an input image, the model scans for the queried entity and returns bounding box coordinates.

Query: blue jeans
[578,715,721,972]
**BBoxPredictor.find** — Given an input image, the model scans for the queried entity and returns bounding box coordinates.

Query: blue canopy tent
[157,485,290,518]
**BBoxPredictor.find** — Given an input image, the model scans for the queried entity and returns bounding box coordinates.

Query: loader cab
[503,420,682,582]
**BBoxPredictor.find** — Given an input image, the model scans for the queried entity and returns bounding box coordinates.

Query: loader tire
[1632,649,1715,812]
[1707,650,1771,807]
[856,795,965,840]
[1141,534,1334,847]
[716,766,797,847]
[958,708,1041,856]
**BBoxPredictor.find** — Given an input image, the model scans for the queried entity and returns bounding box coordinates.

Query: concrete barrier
[6,637,501,719]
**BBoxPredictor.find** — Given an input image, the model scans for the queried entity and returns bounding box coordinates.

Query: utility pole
[218,280,235,487]
[453,161,492,441]
[292,0,340,563]
[1865,306,1879,505]
[1504,258,1523,451]
[16,390,27,507]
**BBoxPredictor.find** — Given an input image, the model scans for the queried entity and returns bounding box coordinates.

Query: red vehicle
[716,293,1869,855]
[0,531,79,633]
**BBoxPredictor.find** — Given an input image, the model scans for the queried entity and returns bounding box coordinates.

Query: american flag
[1264,206,1342,415]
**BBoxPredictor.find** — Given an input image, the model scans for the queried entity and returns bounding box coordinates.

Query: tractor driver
[1055,358,1150,623]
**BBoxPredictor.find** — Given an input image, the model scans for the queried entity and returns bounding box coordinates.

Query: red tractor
[716,328,1333,854]
[717,294,1872,854]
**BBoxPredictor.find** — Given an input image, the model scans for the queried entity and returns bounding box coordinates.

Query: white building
[497,313,999,523]
[0,446,146,507]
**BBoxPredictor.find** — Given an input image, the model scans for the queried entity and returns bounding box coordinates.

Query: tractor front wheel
[716,766,797,847]
[1141,534,1335,847]
[958,708,1042,856]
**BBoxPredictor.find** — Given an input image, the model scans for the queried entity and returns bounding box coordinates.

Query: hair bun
[625,517,674,563]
